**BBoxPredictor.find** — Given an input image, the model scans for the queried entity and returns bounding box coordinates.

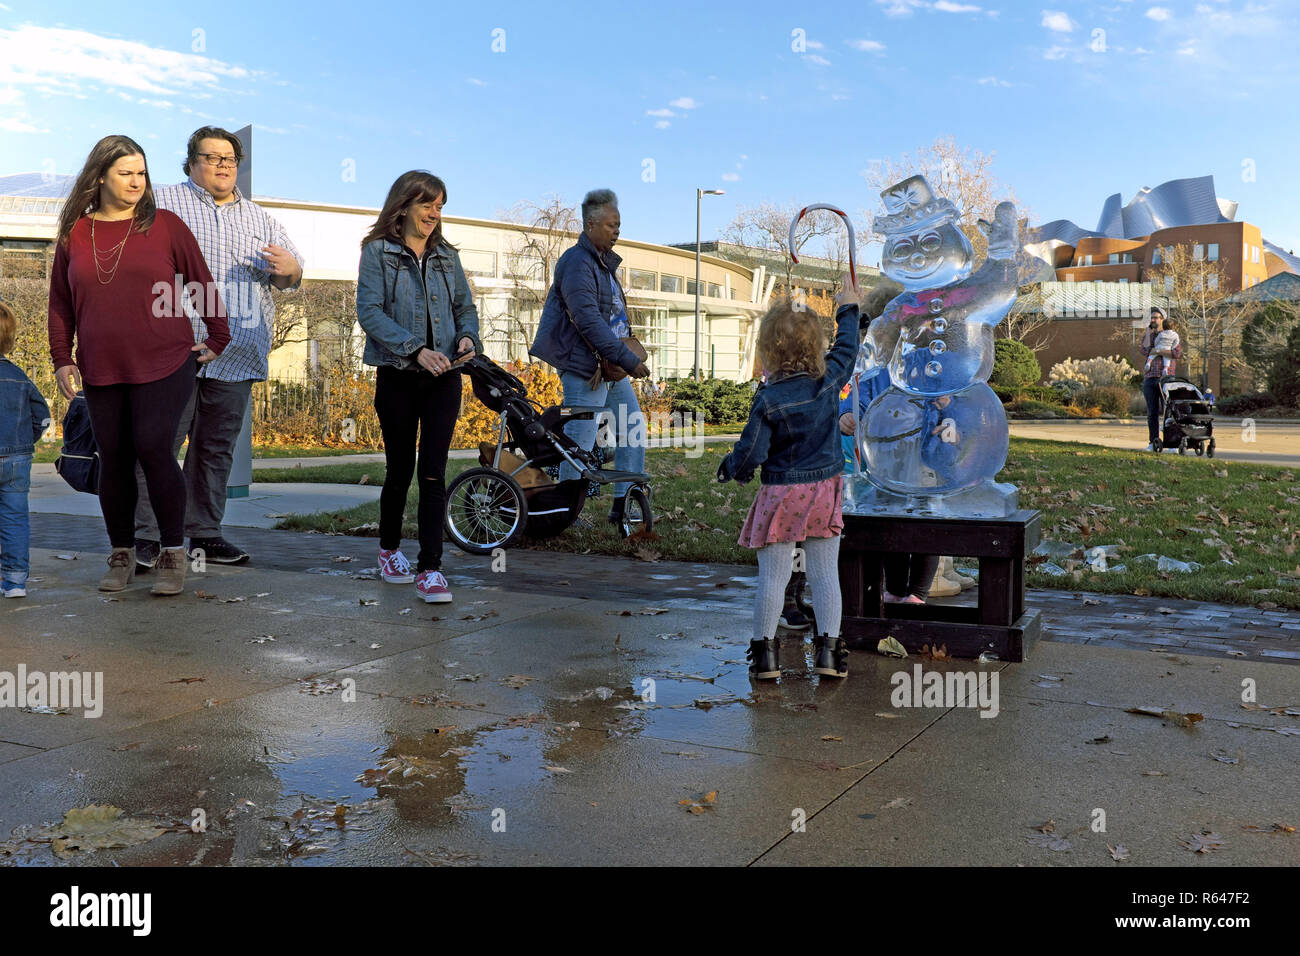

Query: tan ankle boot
[152,547,186,596]
[99,548,136,592]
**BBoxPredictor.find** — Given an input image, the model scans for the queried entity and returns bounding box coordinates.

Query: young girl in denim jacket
[718,280,859,679]
[0,302,52,598]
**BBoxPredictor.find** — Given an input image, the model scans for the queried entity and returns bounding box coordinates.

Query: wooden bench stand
[837,509,1042,662]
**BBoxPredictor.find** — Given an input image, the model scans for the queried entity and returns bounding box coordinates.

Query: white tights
[753,536,842,640]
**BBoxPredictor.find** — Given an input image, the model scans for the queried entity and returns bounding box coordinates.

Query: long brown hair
[56,135,156,246]
[361,170,451,249]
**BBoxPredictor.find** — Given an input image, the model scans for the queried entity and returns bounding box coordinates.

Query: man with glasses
[134,126,305,569]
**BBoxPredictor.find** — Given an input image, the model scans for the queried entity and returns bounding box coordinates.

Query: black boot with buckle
[747,637,781,680]
[813,635,848,678]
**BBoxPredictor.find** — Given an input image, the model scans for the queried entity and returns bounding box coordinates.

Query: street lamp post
[695,188,725,381]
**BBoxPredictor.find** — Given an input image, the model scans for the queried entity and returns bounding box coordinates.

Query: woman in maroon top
[48,135,230,595]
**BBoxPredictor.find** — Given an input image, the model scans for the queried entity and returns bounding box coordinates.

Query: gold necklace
[90,213,131,285]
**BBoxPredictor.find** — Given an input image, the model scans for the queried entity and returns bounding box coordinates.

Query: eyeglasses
[198,153,240,168]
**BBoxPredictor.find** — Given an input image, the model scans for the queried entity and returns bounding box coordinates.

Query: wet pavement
[2,539,1298,867]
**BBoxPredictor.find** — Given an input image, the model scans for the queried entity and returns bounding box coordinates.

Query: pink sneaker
[378,548,414,584]
[415,570,453,604]
[883,592,925,605]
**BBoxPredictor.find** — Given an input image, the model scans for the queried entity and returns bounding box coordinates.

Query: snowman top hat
[873,174,961,235]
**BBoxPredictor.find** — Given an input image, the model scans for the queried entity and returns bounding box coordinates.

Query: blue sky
[2,0,1297,262]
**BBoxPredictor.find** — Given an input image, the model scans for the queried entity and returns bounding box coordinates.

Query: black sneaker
[189,536,250,564]
[778,602,812,632]
[134,538,160,572]
[747,638,781,680]
[813,635,849,678]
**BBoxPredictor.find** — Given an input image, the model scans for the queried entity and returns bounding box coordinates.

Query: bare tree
[863,135,1026,266]
[270,279,362,375]
[1146,243,1252,392]
[496,195,579,359]
[722,202,843,290]
[999,284,1054,349]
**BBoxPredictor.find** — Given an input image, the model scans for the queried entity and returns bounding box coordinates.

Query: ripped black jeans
[374,366,461,572]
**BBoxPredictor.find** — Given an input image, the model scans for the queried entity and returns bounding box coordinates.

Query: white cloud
[934,0,981,10]
[740,154,748,160]
[669,96,698,109]
[465,77,486,86]
[646,108,674,117]
[0,25,256,100]
[1133,45,1151,54]
[804,53,831,66]
[1178,45,1196,54]
[1041,10,1075,32]
[721,172,740,181]
[1146,6,1171,20]
[654,120,670,129]
[805,39,825,50]
[1043,45,1068,59]
[876,0,925,14]
[848,38,886,52]
[978,75,1013,86]
[0,114,48,133]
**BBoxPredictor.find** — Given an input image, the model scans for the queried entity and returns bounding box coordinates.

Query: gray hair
[581,188,618,228]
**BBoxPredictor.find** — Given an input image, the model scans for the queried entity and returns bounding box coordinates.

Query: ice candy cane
[790,203,864,479]
[788,203,857,291]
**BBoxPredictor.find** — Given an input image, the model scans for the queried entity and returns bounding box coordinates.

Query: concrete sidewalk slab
[3,547,1297,867]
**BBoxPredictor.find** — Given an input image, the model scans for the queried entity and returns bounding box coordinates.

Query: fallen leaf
[1125,706,1203,728]
[544,765,573,774]
[48,804,167,857]
[882,797,911,809]
[500,675,536,690]
[1211,749,1241,765]
[1179,830,1226,854]
[877,636,907,658]
[1240,823,1295,834]
[1107,843,1130,862]
[1030,820,1056,833]
[873,711,901,719]
[166,677,206,685]
[821,735,844,742]
[1141,770,1168,776]
[359,599,378,607]
[920,643,949,661]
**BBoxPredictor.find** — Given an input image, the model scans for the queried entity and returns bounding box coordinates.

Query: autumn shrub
[1049,355,1140,389]
[1077,385,1133,417]
[991,338,1041,387]
[451,361,561,449]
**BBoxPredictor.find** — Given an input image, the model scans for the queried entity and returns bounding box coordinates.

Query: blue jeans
[0,454,33,587]
[557,371,647,498]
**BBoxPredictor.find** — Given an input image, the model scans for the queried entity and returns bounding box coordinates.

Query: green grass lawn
[264,438,1300,609]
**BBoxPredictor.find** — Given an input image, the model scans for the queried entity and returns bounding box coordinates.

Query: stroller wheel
[618,486,654,539]
[1178,437,1188,455]
[1207,438,1216,459]
[1195,443,1204,456]
[444,467,526,555]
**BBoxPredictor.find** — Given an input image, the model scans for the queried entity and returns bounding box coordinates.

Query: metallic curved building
[1028,175,1300,279]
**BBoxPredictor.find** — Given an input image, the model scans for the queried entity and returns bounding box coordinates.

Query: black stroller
[444,354,654,554]
[1158,375,1216,457]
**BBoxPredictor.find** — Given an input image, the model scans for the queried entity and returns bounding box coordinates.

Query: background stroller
[445,354,653,554]
[1157,375,1216,457]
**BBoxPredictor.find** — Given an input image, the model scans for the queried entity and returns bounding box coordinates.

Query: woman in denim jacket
[355,170,480,604]
[0,301,52,597]
[718,280,859,680]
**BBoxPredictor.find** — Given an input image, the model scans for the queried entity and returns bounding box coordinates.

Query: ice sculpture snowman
[852,174,1020,515]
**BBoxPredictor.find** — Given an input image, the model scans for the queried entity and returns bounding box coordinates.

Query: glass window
[1151,247,1161,265]
[628,269,657,291]
[1084,254,1093,266]
[1244,241,1249,263]
[686,279,699,295]
[1164,276,1174,292]
[505,254,542,279]
[1207,274,1219,290]
[1108,253,1119,264]
[1118,278,1129,284]
[1252,245,1260,263]
[459,249,497,278]
[659,274,682,294]
[707,282,724,299]
[1207,243,1219,262]
[1193,243,1204,261]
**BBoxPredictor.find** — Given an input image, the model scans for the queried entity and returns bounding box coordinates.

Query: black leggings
[885,553,941,600]
[374,366,461,571]
[83,356,197,549]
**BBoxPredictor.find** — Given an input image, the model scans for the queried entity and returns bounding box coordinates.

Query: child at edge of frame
[716,275,859,681]
[0,300,52,599]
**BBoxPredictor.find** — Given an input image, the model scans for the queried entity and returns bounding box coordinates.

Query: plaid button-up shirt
[155,180,305,382]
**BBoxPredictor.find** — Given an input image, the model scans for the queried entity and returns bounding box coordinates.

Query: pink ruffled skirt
[737,477,844,549]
